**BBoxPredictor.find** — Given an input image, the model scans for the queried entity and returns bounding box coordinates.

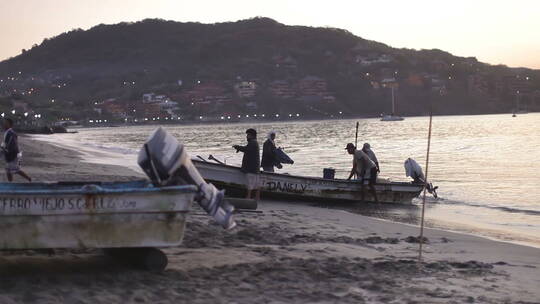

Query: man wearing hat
[233,128,261,200]
[345,143,379,203]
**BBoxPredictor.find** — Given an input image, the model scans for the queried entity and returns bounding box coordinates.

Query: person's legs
[16,170,32,182]
[360,180,365,202]
[369,184,379,203]
[369,167,379,203]
[6,171,13,182]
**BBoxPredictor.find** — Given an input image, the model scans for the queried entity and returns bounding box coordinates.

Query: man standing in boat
[345,143,378,203]
[233,128,260,200]
[362,143,380,174]
[261,131,282,172]
[2,118,32,182]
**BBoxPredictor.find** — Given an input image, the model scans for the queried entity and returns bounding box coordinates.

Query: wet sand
[0,136,539,303]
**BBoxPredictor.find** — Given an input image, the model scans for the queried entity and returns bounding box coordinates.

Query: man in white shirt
[345,143,378,203]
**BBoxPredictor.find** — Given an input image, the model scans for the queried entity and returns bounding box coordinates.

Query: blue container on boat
[323,168,335,179]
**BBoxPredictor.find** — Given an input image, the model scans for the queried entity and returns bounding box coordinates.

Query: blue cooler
[323,168,335,179]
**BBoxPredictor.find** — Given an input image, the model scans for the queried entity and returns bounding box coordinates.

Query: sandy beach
[0,136,539,304]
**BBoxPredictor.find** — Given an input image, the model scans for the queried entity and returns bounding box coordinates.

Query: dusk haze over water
[0,1,539,303]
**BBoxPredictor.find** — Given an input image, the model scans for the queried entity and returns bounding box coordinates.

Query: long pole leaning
[418,107,433,262]
[355,121,359,148]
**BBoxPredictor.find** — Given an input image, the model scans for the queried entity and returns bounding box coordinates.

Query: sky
[0,0,539,69]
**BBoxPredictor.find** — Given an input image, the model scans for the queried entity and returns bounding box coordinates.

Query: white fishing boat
[194,160,424,204]
[0,127,237,271]
[381,86,404,121]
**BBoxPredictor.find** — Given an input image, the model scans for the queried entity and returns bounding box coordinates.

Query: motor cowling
[138,127,236,229]
[404,158,438,198]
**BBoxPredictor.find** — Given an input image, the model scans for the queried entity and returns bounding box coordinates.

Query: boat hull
[0,181,196,250]
[194,161,423,204]
[380,115,404,121]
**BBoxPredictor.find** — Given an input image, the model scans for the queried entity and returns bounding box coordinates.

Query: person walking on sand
[2,118,32,182]
[345,143,378,203]
[233,128,260,200]
[261,131,282,172]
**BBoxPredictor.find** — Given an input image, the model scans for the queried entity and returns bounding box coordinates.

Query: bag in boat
[138,127,236,229]
[276,148,294,164]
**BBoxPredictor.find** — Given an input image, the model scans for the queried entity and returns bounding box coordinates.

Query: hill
[0,17,539,123]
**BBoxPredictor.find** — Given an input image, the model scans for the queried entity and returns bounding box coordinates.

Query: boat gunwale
[0,182,198,196]
[193,160,421,188]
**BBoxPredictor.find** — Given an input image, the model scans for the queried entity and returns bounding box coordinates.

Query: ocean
[33,113,540,248]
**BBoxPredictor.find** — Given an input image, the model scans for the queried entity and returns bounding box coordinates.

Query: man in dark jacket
[261,131,282,172]
[233,128,260,199]
[2,118,32,182]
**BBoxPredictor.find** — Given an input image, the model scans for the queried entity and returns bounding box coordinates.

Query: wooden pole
[418,106,433,261]
[355,121,359,148]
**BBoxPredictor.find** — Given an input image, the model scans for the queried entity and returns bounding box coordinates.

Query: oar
[208,154,226,165]
[195,155,208,162]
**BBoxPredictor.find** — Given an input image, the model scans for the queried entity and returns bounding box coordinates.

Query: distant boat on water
[381,86,404,121]
[381,114,405,121]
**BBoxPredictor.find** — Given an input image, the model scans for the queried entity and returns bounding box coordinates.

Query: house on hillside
[297,76,336,104]
[234,81,257,98]
[405,73,426,87]
[269,80,295,99]
[426,74,447,93]
[12,100,30,112]
[142,93,171,104]
[273,55,298,69]
[94,98,127,118]
[299,76,328,96]
[142,93,156,103]
[380,78,399,89]
[182,82,232,108]
[355,54,394,66]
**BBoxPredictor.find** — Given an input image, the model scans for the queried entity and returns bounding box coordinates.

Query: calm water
[34,114,540,247]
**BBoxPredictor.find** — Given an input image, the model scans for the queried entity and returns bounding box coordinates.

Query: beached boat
[194,160,424,204]
[0,127,237,271]
[0,180,197,270]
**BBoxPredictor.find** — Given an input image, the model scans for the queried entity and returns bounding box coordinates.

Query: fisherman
[261,131,282,172]
[233,128,260,200]
[2,118,32,182]
[345,143,378,203]
[362,143,380,174]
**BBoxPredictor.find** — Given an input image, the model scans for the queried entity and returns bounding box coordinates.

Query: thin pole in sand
[418,104,434,262]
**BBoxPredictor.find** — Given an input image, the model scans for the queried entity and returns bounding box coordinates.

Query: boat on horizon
[194,160,424,204]
[380,85,405,121]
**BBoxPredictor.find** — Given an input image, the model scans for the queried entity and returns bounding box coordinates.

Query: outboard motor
[138,127,236,229]
[404,158,438,198]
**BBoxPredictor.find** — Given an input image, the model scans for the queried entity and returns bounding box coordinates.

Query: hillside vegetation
[0,17,539,122]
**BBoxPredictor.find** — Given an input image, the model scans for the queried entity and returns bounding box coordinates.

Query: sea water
[33,113,540,247]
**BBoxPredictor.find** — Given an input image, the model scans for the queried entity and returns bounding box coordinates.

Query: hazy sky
[1,0,539,68]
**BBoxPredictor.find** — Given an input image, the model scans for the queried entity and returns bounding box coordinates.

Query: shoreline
[67,111,540,129]
[0,136,539,302]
